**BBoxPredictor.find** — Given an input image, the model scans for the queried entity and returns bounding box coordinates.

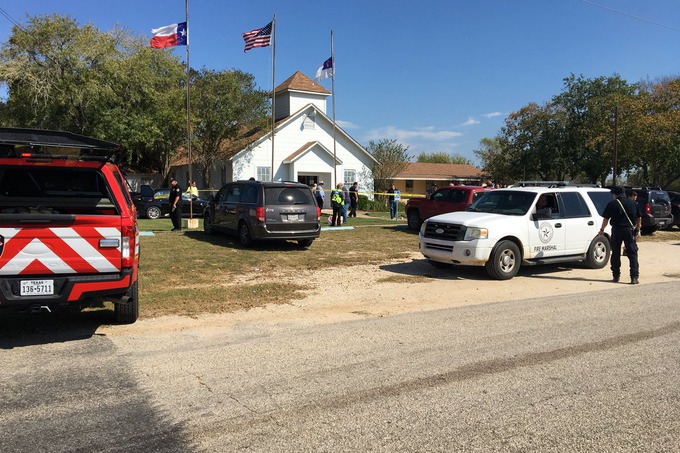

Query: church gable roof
[275,71,330,96]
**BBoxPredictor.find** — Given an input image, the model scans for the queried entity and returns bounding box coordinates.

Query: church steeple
[273,71,331,120]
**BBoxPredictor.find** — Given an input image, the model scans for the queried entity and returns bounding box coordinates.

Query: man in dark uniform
[599,186,642,284]
[169,178,183,231]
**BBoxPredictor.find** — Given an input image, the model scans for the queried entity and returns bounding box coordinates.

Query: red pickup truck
[406,186,489,231]
[0,128,140,323]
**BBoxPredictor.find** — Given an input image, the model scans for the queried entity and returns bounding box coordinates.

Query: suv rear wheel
[585,235,610,269]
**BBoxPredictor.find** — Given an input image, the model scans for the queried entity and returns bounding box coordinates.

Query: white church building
[172,71,377,208]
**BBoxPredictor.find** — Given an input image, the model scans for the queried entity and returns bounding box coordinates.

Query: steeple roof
[274,71,330,96]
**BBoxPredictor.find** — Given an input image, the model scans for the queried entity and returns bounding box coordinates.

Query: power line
[577,0,680,33]
[0,6,23,29]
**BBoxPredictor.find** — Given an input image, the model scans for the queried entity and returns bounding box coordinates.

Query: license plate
[20,280,54,296]
[288,214,302,221]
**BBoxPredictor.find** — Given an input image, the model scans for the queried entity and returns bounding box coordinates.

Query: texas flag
[150,22,187,49]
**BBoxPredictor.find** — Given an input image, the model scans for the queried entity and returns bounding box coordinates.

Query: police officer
[599,186,642,284]
[169,178,183,231]
[330,183,344,227]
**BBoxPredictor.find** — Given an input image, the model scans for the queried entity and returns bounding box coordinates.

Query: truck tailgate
[0,217,122,276]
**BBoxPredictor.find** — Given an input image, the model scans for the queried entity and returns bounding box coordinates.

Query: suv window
[560,192,590,218]
[265,187,315,205]
[586,190,611,216]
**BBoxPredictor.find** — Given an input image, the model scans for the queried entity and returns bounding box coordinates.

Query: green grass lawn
[136,214,416,317]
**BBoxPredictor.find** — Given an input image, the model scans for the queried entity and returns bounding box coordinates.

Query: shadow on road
[382,258,610,283]
[0,308,111,349]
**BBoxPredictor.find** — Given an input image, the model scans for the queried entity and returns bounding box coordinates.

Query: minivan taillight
[645,203,651,215]
[121,225,136,268]
[256,206,265,222]
[316,206,321,220]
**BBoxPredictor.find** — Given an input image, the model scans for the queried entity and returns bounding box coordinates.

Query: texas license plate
[20,280,54,296]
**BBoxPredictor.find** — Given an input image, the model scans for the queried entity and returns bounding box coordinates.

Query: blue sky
[2,1,680,165]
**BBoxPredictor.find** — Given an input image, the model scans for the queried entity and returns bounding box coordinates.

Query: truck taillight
[256,206,265,222]
[121,225,136,268]
[645,203,651,215]
[316,206,321,220]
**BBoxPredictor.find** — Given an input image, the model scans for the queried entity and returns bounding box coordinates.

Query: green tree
[0,14,191,177]
[622,78,680,187]
[366,139,411,203]
[553,74,638,185]
[191,68,269,187]
[416,151,472,165]
[474,136,513,185]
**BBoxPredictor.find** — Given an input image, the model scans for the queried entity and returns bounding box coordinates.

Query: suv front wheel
[486,240,521,280]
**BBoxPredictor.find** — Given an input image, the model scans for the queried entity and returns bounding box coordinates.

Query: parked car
[419,184,613,280]
[0,127,139,323]
[203,180,321,247]
[405,186,489,231]
[666,190,680,229]
[131,184,207,219]
[626,187,673,234]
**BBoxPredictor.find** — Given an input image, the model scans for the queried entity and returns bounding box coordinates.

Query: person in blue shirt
[599,186,642,284]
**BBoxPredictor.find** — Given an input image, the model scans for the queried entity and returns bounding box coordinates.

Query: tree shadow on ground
[0,308,112,349]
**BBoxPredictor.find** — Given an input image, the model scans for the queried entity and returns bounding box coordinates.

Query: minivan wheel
[297,238,314,248]
[585,235,610,269]
[485,240,520,280]
[239,222,253,246]
[146,205,161,219]
[203,213,213,234]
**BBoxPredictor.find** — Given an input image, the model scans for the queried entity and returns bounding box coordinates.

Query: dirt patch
[102,240,680,336]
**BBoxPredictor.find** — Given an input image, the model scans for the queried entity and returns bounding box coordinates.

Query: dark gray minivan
[203,180,321,247]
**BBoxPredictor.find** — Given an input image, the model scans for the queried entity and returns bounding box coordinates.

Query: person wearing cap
[315,181,325,208]
[599,186,642,284]
[168,178,183,231]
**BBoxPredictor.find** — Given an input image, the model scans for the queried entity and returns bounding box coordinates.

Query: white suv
[418,184,613,280]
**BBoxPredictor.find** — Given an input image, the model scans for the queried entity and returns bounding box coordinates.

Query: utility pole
[612,106,618,186]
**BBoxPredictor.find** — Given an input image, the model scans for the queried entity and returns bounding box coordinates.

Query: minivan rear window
[265,187,314,205]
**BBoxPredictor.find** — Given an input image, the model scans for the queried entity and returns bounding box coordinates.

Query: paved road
[1,282,679,452]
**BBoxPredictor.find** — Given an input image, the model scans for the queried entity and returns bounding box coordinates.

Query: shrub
[358,194,386,211]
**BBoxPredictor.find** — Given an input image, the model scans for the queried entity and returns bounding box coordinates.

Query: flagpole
[271,15,276,181]
[185,0,193,218]
[331,30,337,186]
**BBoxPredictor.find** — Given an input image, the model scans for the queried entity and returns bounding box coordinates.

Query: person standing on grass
[169,178,183,231]
[331,183,345,226]
[342,182,350,223]
[599,186,641,284]
[316,181,325,209]
[387,184,397,220]
[349,182,359,218]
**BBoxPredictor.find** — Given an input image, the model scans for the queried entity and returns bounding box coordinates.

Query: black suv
[627,187,673,234]
[203,180,321,247]
[666,190,680,229]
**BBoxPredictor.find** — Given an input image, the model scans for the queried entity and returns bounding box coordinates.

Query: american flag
[242,21,272,52]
